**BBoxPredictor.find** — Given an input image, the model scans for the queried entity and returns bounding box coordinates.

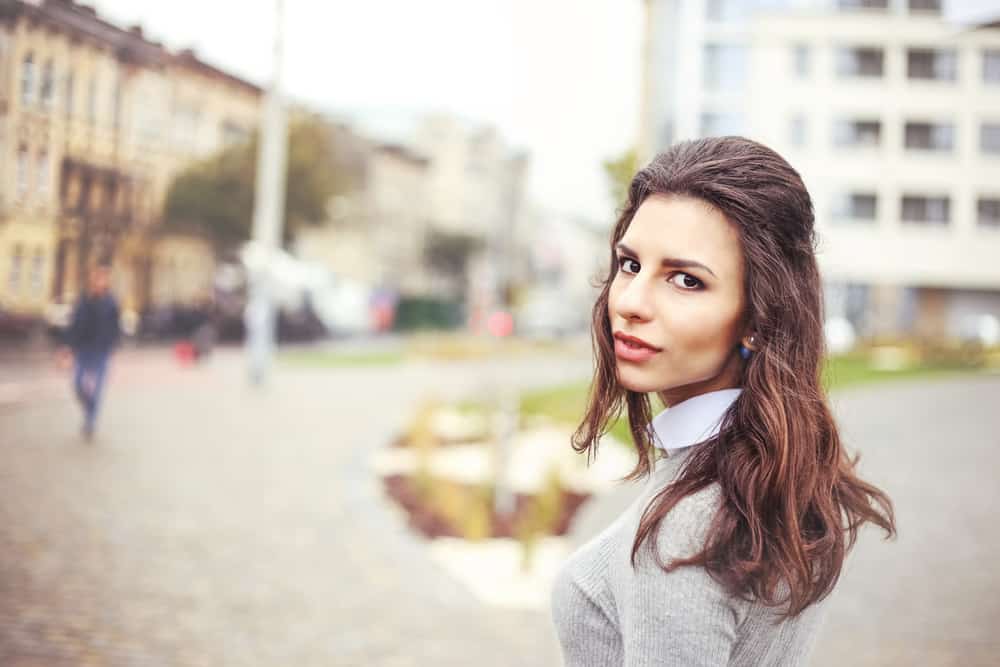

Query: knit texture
[551,445,829,666]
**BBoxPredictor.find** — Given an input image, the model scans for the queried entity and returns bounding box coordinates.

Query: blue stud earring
[739,336,755,360]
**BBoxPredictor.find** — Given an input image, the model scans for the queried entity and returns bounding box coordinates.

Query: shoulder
[642,482,723,564]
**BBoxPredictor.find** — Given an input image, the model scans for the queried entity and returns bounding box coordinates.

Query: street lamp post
[246,0,289,384]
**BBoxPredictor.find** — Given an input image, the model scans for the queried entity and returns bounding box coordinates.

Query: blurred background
[0,0,998,665]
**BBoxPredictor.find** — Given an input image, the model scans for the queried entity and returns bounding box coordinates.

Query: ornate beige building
[0,0,260,318]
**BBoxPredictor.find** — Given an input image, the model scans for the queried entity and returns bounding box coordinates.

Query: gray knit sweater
[551,444,829,666]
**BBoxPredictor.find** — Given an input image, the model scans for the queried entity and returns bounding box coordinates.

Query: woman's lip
[613,332,661,351]
[613,337,661,363]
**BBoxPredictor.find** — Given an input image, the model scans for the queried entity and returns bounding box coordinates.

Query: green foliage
[394,297,464,331]
[440,482,492,542]
[163,117,352,250]
[602,147,639,212]
[410,399,440,500]
[514,468,566,571]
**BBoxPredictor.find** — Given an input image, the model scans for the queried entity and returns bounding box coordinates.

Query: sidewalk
[0,349,590,666]
[3,344,995,665]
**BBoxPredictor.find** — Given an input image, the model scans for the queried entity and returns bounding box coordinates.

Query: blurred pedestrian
[192,300,218,362]
[553,137,897,665]
[59,263,121,440]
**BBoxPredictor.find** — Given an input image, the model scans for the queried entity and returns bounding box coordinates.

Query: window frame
[904,121,955,152]
[977,197,1000,228]
[835,45,885,78]
[900,195,951,226]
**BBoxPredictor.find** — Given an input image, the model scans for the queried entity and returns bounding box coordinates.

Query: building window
[901,195,950,225]
[908,0,941,12]
[65,70,75,117]
[176,106,202,152]
[836,0,889,9]
[658,119,675,149]
[907,48,956,81]
[792,44,810,78]
[836,47,884,78]
[904,122,954,151]
[40,59,54,109]
[8,244,23,292]
[703,44,747,90]
[832,192,878,222]
[705,0,750,22]
[37,151,49,196]
[834,119,881,147]
[978,198,1000,228]
[87,76,97,124]
[789,114,807,147]
[20,53,34,106]
[985,50,1000,84]
[220,121,249,148]
[16,146,29,199]
[30,247,45,294]
[112,77,121,128]
[981,123,1000,154]
[700,112,745,137]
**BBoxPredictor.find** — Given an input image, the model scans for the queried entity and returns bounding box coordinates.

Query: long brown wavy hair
[573,136,896,618]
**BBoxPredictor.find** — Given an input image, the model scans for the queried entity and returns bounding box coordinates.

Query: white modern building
[641,0,1000,341]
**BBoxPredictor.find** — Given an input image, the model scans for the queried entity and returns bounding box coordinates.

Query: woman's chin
[616,368,668,394]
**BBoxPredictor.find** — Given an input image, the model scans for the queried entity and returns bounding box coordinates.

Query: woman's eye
[618,257,640,274]
[668,272,702,290]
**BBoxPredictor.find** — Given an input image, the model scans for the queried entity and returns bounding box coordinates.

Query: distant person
[60,263,121,440]
[192,300,218,362]
[552,137,897,665]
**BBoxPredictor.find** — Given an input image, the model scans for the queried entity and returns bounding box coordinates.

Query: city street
[0,346,998,665]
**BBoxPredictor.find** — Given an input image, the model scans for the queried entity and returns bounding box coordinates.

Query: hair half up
[572,136,896,618]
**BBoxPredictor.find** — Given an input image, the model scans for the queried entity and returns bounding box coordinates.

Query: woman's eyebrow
[615,242,717,278]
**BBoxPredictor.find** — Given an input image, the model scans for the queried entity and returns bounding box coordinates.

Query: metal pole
[246,0,289,384]
[491,155,525,518]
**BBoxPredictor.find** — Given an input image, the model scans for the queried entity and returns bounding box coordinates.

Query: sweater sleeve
[620,487,742,667]
[109,297,122,348]
[65,297,84,351]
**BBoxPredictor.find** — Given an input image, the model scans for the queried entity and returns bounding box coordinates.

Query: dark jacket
[67,293,121,355]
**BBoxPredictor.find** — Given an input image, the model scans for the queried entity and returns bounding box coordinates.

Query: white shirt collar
[649,388,742,452]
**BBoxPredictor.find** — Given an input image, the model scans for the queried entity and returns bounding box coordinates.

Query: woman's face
[607,194,750,405]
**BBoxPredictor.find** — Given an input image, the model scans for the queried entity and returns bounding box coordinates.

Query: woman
[551,137,896,666]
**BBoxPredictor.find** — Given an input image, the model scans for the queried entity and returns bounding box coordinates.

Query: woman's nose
[614,277,653,322]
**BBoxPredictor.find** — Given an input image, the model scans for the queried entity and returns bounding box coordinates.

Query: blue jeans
[74,350,110,432]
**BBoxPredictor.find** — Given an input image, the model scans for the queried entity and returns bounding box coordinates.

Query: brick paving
[0,347,592,666]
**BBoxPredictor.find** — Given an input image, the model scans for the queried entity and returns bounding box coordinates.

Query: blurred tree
[163,118,355,250]
[602,147,639,212]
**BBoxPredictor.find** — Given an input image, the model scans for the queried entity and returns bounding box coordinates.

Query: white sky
[92,0,642,223]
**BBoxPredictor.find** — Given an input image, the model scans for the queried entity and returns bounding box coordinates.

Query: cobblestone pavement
[569,373,1000,667]
[0,347,593,666]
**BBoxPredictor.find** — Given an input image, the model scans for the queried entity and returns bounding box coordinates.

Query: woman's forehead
[622,195,743,278]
